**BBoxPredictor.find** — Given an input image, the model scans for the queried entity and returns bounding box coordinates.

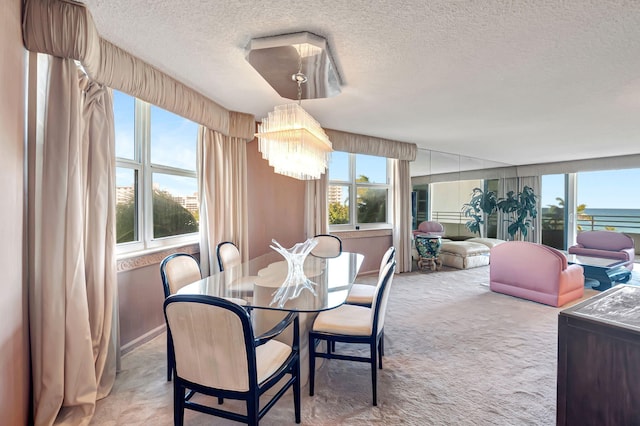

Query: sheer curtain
[198,127,249,275]
[29,56,118,425]
[304,174,328,238]
[392,159,413,272]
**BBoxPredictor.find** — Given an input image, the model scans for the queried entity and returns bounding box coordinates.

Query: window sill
[116,242,199,273]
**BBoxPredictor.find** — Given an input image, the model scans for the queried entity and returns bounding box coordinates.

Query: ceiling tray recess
[246,31,341,100]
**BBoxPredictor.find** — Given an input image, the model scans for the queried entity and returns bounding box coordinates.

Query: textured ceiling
[81,0,640,169]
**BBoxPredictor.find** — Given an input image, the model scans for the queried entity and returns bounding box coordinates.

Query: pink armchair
[490,241,584,307]
[568,231,635,270]
[412,221,445,237]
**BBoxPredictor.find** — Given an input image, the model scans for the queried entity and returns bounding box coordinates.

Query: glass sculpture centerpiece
[269,238,318,308]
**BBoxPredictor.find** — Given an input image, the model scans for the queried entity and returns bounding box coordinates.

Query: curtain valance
[325,129,417,161]
[23,0,255,140]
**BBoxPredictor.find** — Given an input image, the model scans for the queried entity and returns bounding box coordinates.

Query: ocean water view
[579,208,640,234]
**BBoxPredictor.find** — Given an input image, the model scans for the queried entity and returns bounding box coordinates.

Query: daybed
[490,241,584,307]
[466,237,505,249]
[568,230,634,270]
[439,241,490,269]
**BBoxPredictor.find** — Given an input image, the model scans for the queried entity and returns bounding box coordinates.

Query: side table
[557,285,640,425]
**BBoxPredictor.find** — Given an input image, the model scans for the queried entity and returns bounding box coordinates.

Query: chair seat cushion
[345,283,375,305]
[256,340,292,384]
[313,304,372,336]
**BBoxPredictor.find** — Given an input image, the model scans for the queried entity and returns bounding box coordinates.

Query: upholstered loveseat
[490,241,584,307]
[568,230,635,270]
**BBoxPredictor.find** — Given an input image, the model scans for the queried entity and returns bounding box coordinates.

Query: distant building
[328,185,344,204]
[116,185,199,213]
[116,185,134,205]
[172,193,199,213]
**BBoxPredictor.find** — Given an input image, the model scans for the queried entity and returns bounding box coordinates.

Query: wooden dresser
[557,285,640,425]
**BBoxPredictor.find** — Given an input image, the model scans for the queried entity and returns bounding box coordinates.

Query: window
[328,152,390,229]
[114,90,199,253]
[576,169,640,234]
[541,174,566,249]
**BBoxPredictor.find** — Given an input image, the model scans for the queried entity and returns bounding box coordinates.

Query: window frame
[115,95,199,255]
[328,152,392,231]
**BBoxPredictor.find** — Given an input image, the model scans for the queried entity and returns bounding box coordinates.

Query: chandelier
[256,103,332,180]
[248,32,339,180]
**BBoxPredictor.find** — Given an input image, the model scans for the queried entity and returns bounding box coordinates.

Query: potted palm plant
[496,185,538,240]
[462,187,498,237]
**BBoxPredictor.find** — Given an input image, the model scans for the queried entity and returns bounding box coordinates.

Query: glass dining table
[177,250,365,383]
[177,251,365,312]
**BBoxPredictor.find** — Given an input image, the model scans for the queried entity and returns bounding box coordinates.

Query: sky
[113,89,639,208]
[328,151,387,183]
[114,90,198,197]
[542,170,640,210]
[114,90,389,198]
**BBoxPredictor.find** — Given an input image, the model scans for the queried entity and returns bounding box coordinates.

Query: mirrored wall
[410,148,513,238]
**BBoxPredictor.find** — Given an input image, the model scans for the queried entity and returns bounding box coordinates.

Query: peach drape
[29,56,117,425]
[392,159,413,272]
[198,127,250,275]
[304,174,329,238]
[22,0,255,139]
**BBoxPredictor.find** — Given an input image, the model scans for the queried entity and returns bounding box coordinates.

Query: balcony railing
[431,211,465,224]
[575,213,640,233]
[431,211,640,234]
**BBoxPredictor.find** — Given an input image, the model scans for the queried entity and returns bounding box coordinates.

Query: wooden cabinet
[557,285,640,425]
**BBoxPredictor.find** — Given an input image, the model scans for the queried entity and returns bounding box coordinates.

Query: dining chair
[160,253,202,381]
[160,253,202,298]
[216,241,257,295]
[216,241,242,271]
[345,246,396,307]
[164,294,301,425]
[309,260,397,406]
[311,234,342,258]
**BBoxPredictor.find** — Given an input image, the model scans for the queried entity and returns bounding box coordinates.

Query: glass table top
[564,253,629,269]
[177,251,364,312]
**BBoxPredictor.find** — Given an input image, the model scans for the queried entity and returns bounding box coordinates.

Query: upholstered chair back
[576,230,634,251]
[379,246,396,272]
[413,221,445,237]
[165,297,255,392]
[160,253,201,296]
[216,241,241,271]
[371,260,397,335]
[311,234,343,258]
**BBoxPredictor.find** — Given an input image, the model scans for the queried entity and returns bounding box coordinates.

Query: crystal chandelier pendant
[250,32,336,180]
[256,104,332,180]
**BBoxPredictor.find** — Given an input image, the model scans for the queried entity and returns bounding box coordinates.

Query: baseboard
[121,324,166,356]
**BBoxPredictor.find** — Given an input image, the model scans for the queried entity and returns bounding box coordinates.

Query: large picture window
[114,90,199,253]
[328,152,390,229]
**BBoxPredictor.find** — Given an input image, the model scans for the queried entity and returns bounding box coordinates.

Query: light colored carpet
[91,266,601,425]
